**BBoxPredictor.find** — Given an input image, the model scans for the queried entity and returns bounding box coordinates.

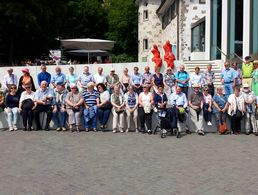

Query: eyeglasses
[71,87,77,90]
[10,87,16,90]
[167,70,172,71]
[203,90,208,91]
[25,87,31,89]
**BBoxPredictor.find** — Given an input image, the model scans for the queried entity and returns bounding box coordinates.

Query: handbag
[21,99,34,110]
[235,109,243,118]
[219,122,227,134]
[115,107,124,114]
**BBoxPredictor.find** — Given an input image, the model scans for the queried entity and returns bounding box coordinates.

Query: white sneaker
[135,129,139,133]
[9,127,14,131]
[56,127,61,131]
[125,129,129,133]
[13,125,18,131]
[207,121,212,126]
[62,127,67,131]
[112,129,117,133]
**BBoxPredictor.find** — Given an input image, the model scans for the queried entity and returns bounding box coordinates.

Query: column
[221,0,229,61]
[205,0,211,60]
[243,0,251,58]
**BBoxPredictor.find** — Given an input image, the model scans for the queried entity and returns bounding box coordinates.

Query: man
[34,81,54,130]
[189,83,204,135]
[78,66,94,89]
[82,82,99,132]
[242,83,257,135]
[203,64,215,97]
[169,86,188,137]
[142,66,153,88]
[189,66,204,88]
[106,68,119,93]
[51,66,66,88]
[221,61,236,99]
[242,56,253,86]
[93,67,106,85]
[175,65,190,98]
[232,62,242,87]
[2,68,18,92]
[53,82,68,131]
[131,66,143,94]
[37,64,51,86]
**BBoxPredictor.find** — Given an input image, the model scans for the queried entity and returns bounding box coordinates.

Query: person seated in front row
[154,85,167,111]
[53,82,69,131]
[169,86,188,137]
[34,81,54,130]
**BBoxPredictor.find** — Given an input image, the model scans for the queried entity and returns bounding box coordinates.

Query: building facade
[136,0,258,63]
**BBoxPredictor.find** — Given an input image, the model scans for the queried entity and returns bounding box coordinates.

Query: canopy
[61,38,115,50]
[67,49,109,57]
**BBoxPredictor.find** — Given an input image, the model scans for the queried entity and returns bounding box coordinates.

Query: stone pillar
[205,0,211,60]
[221,0,229,61]
[243,0,251,58]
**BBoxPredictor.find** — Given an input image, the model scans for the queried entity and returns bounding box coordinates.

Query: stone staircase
[183,60,222,87]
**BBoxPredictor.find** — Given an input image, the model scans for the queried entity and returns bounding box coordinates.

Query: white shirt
[3,74,18,89]
[227,94,244,115]
[94,73,106,85]
[203,94,212,104]
[19,91,35,103]
[190,72,204,87]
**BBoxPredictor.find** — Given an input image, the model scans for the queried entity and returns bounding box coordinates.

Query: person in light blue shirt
[51,66,66,88]
[131,66,143,94]
[78,66,94,89]
[66,66,78,90]
[221,61,236,99]
[169,86,188,108]
[175,65,190,98]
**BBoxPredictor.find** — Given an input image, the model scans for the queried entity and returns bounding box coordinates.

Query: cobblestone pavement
[0,130,258,195]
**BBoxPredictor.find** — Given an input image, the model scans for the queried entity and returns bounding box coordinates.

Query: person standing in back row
[242,56,253,87]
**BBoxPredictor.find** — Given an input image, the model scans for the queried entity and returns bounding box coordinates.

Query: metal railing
[215,46,243,63]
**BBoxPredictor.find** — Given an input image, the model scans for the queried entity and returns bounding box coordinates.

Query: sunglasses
[203,90,208,91]
[25,87,31,89]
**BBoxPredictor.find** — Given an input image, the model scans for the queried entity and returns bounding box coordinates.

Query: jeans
[214,112,227,129]
[203,103,212,122]
[84,106,97,129]
[5,107,18,127]
[53,108,66,128]
[224,83,233,99]
[181,86,188,99]
[98,107,111,126]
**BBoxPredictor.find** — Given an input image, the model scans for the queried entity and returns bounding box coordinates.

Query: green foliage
[111,53,137,63]
[0,0,138,64]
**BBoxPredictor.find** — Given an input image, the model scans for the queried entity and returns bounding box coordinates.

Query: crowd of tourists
[0,55,257,138]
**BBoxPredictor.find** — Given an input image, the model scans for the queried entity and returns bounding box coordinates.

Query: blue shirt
[37,72,51,86]
[221,68,236,83]
[51,73,66,85]
[212,94,227,113]
[66,74,78,85]
[131,73,142,85]
[78,73,94,86]
[35,88,55,105]
[154,92,168,107]
[82,90,99,106]
[175,71,189,87]
[169,92,188,108]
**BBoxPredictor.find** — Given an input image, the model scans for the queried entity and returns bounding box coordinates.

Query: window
[143,10,148,20]
[143,39,148,51]
[191,19,205,52]
[162,0,178,29]
[199,0,206,3]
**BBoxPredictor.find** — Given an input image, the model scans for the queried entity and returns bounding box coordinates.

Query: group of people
[0,57,257,137]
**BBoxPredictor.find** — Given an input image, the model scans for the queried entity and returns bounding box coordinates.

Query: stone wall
[138,0,162,62]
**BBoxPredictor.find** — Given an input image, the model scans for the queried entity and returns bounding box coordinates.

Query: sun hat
[192,83,200,88]
[21,68,30,73]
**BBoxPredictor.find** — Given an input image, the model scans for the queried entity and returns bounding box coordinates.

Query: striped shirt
[82,90,99,106]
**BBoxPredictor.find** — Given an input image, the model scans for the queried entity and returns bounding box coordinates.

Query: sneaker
[69,125,73,132]
[85,128,89,132]
[207,121,212,126]
[198,130,205,136]
[9,127,14,131]
[125,129,129,133]
[93,128,97,132]
[76,126,80,132]
[62,127,67,131]
[56,127,61,131]
[135,129,139,133]
[13,125,18,131]
[120,129,124,133]
[185,129,191,134]
[112,129,117,133]
[147,129,152,134]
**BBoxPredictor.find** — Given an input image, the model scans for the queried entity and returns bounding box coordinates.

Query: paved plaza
[0,130,258,195]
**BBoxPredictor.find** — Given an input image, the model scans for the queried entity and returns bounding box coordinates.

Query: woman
[154,85,167,110]
[152,67,163,93]
[252,60,258,96]
[138,84,154,134]
[124,85,138,133]
[228,86,245,134]
[213,86,228,133]
[203,86,213,126]
[120,68,130,93]
[18,84,36,131]
[111,85,125,133]
[66,84,84,132]
[97,83,112,130]
[163,67,176,97]
[66,66,78,91]
[18,68,36,92]
[5,84,20,131]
